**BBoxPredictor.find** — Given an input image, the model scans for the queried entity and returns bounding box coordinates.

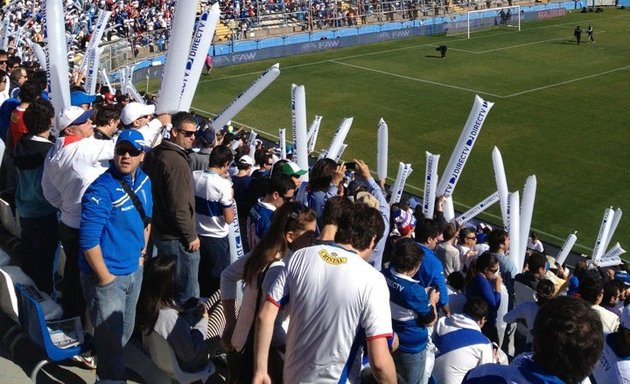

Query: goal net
[467,5,521,39]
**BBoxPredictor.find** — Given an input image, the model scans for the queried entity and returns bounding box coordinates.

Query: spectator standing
[579,272,620,334]
[252,204,396,384]
[247,173,296,250]
[8,79,42,150]
[42,106,110,319]
[192,145,235,296]
[0,50,10,106]
[221,202,317,383]
[526,232,544,253]
[8,67,27,99]
[437,223,461,277]
[465,252,502,344]
[383,237,439,384]
[92,104,122,141]
[79,130,151,383]
[143,111,201,304]
[592,304,630,383]
[413,219,451,316]
[189,127,216,171]
[232,154,254,251]
[13,99,58,294]
[503,279,555,353]
[432,297,494,384]
[353,159,389,271]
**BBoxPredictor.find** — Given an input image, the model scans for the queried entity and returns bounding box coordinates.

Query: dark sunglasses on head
[178,129,196,138]
[115,146,143,157]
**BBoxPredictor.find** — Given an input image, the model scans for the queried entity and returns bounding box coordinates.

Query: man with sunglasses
[143,111,201,304]
[120,102,170,148]
[0,50,9,107]
[246,173,296,250]
[79,129,152,383]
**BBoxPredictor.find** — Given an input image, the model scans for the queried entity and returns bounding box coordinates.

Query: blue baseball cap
[116,129,145,151]
[70,90,97,107]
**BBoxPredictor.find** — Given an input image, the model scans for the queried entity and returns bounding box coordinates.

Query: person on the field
[574,26,582,44]
[436,45,448,58]
[587,24,594,42]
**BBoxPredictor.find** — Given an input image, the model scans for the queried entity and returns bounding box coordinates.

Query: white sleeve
[267,263,289,308]
[137,118,164,147]
[82,137,115,163]
[220,254,249,300]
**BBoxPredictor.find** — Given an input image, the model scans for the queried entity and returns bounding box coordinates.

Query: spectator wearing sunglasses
[79,129,152,383]
[143,111,201,305]
[246,173,296,251]
[0,50,9,106]
[120,101,171,148]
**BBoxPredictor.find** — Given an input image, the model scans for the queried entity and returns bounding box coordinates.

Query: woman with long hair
[466,251,503,344]
[136,255,222,373]
[221,201,317,383]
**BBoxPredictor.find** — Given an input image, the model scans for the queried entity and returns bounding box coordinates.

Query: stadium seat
[142,331,215,384]
[0,197,20,238]
[0,267,22,354]
[15,283,91,383]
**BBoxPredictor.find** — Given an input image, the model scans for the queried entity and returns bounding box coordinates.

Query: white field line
[504,64,630,97]
[330,59,505,98]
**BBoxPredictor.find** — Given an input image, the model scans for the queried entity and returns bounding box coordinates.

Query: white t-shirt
[267,243,393,383]
[592,333,630,384]
[192,170,233,238]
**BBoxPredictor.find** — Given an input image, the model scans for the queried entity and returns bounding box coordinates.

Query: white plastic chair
[142,331,215,384]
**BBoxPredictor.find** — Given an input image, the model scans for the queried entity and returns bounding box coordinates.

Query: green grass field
[159,9,630,254]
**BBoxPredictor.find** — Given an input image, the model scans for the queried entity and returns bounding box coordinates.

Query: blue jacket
[413,244,449,308]
[466,274,501,325]
[383,267,433,353]
[79,166,152,275]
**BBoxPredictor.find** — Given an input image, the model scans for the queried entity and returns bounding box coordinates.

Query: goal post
[467,5,521,39]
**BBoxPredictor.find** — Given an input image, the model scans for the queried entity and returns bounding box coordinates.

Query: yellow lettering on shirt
[319,249,347,265]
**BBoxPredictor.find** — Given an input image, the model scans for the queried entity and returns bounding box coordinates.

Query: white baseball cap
[57,106,95,131]
[121,102,156,126]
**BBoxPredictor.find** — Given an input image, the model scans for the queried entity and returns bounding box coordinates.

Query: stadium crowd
[0,1,628,384]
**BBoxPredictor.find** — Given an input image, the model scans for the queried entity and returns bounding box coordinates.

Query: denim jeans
[20,214,59,294]
[81,267,143,383]
[393,348,427,384]
[199,235,230,297]
[154,237,200,304]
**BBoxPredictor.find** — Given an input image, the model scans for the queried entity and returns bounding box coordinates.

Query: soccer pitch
[177,8,630,254]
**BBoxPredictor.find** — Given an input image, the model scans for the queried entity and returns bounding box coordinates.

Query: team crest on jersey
[319,249,347,265]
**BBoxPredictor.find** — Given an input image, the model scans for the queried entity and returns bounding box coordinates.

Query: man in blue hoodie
[79,129,152,383]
